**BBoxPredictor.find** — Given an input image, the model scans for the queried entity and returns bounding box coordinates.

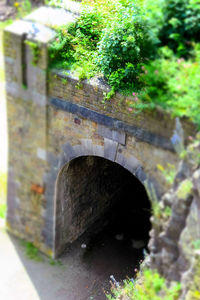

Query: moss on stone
[176,179,193,200]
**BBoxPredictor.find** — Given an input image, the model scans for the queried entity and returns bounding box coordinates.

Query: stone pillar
[4,19,55,256]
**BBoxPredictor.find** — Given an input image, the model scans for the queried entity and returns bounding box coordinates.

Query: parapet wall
[48,70,194,148]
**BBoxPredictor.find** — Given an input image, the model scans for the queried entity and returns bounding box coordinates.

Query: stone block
[104,138,118,161]
[98,124,126,145]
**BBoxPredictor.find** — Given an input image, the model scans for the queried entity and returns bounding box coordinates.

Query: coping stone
[24,6,78,28]
[5,19,55,43]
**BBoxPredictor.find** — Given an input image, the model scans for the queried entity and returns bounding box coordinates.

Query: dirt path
[0,223,142,300]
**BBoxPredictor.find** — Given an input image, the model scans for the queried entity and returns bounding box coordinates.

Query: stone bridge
[4,6,194,257]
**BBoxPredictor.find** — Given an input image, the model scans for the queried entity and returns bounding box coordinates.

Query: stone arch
[58,138,147,184]
[53,138,155,257]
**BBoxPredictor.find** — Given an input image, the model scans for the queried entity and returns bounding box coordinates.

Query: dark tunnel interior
[57,156,152,287]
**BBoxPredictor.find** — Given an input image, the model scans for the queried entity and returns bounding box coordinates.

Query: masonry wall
[4,21,55,256]
[47,70,193,195]
[47,71,194,256]
[4,18,195,257]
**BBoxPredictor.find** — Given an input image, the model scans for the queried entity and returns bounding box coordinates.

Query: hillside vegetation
[48,0,200,128]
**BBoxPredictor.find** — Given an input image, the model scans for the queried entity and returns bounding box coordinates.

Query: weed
[75,82,83,89]
[25,40,40,66]
[48,258,62,266]
[157,163,176,185]
[61,78,68,85]
[152,202,172,220]
[107,268,181,299]
[21,83,27,90]
[24,242,43,261]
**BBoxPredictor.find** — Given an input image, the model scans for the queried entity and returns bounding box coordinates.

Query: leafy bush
[48,28,74,69]
[74,8,103,49]
[135,45,200,128]
[96,2,157,93]
[159,0,200,56]
[48,0,200,129]
[48,8,102,77]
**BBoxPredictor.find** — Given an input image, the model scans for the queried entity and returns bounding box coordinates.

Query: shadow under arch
[54,153,152,257]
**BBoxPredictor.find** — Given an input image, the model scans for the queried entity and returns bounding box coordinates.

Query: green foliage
[21,0,32,14]
[0,19,13,30]
[0,172,6,201]
[48,0,200,128]
[14,0,32,18]
[44,0,60,6]
[143,179,171,220]
[192,239,200,250]
[48,27,73,69]
[24,242,43,261]
[0,172,7,219]
[48,258,62,266]
[137,45,200,128]
[157,163,176,185]
[61,78,68,85]
[152,202,172,220]
[74,8,103,49]
[96,1,157,94]
[21,83,28,90]
[0,203,6,219]
[107,269,181,300]
[25,40,40,66]
[48,8,103,79]
[176,179,193,200]
[159,0,200,57]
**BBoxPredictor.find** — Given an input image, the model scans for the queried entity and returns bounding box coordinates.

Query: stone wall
[149,138,200,298]
[4,8,195,258]
[4,19,55,256]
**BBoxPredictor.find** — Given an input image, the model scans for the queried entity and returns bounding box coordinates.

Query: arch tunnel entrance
[55,155,151,284]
